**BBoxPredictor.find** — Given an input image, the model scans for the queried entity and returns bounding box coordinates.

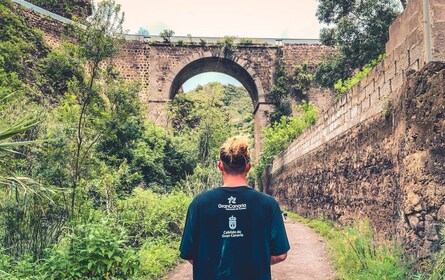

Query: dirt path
[166,220,336,280]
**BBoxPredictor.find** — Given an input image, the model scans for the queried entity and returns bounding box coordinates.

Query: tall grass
[415,227,445,280]
[288,213,409,280]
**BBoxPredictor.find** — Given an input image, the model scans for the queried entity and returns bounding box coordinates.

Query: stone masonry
[269,0,445,258]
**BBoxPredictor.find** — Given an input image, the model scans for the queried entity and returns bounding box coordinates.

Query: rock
[408,215,420,229]
[425,220,439,241]
[437,204,445,220]
[414,204,423,212]
[407,190,421,206]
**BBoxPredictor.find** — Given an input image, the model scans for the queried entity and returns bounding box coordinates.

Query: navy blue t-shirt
[179,186,290,280]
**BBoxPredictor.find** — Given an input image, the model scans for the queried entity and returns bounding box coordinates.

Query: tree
[314,0,401,88]
[159,29,175,43]
[69,0,124,218]
[136,27,149,36]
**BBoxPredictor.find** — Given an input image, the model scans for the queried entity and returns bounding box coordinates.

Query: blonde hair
[219,136,250,174]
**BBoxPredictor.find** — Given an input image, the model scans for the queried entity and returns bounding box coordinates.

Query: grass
[287,212,409,280]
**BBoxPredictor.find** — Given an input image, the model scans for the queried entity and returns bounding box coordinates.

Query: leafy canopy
[314,0,401,88]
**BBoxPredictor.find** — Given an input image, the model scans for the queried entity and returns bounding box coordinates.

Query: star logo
[228,196,236,204]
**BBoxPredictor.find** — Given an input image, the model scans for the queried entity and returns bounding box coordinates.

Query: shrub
[217,36,237,54]
[43,218,139,279]
[116,188,192,248]
[334,54,385,99]
[137,239,180,278]
[159,29,175,43]
[255,102,318,187]
[239,38,253,45]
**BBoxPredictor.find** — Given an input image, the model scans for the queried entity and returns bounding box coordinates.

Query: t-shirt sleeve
[179,199,198,260]
[270,201,290,256]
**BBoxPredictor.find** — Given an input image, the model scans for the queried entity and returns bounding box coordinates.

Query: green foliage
[168,82,253,193]
[315,0,401,88]
[78,0,124,66]
[269,59,313,123]
[255,102,318,187]
[137,239,180,278]
[217,36,237,54]
[159,29,175,43]
[40,43,83,97]
[415,227,445,280]
[334,54,384,98]
[199,38,206,46]
[269,58,292,123]
[176,162,222,196]
[169,83,253,164]
[43,217,139,279]
[239,38,253,45]
[136,27,149,36]
[288,214,409,280]
[314,52,350,88]
[116,188,192,248]
[289,63,313,98]
[0,0,48,100]
[26,0,91,20]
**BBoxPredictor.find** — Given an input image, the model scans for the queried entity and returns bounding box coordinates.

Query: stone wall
[26,0,92,19]
[269,0,445,258]
[282,44,336,70]
[271,63,445,258]
[16,4,67,48]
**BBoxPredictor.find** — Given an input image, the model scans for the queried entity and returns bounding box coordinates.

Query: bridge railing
[124,34,320,45]
[13,0,320,45]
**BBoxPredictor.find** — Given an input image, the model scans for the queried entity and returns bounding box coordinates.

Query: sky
[114,0,324,91]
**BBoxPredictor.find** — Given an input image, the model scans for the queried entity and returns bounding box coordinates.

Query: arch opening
[182,72,241,93]
[169,57,260,108]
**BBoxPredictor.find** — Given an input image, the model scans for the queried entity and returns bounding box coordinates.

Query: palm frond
[0,117,41,141]
[0,176,59,204]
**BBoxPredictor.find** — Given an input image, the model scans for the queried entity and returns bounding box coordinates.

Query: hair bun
[220,136,251,166]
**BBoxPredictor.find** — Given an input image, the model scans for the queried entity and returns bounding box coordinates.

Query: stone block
[438,204,445,220]
[431,22,445,62]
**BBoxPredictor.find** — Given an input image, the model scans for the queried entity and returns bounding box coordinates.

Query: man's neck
[222,174,248,187]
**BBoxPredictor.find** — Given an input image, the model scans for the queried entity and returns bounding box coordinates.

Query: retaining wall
[270,0,445,258]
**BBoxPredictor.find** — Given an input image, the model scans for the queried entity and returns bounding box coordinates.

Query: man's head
[218,135,251,175]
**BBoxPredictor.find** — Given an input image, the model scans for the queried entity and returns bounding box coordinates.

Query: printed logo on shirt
[222,216,244,238]
[218,196,247,211]
[228,196,236,204]
[229,215,237,229]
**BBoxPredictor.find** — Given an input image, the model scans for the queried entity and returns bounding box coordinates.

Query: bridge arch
[163,51,266,107]
[161,51,272,160]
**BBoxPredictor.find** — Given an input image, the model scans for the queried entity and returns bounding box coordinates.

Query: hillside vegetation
[0,1,253,278]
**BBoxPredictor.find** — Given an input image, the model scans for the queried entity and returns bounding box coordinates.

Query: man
[180,136,290,280]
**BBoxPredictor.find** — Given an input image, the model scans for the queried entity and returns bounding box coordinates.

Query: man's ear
[245,162,251,173]
[218,161,224,171]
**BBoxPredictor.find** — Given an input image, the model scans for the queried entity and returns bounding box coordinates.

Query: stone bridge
[115,41,333,157]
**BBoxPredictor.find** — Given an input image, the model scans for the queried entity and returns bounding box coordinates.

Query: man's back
[180,186,290,280]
